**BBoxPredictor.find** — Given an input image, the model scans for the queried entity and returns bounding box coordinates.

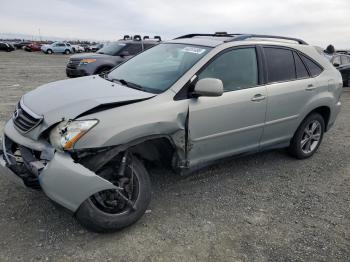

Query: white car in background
[72,45,85,53]
[41,42,73,54]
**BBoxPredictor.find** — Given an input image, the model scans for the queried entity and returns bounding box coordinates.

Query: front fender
[74,93,189,150]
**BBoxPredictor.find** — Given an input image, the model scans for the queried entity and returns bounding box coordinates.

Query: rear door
[55,43,65,52]
[260,46,322,149]
[188,47,267,165]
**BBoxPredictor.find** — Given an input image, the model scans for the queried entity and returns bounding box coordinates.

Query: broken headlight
[49,120,98,151]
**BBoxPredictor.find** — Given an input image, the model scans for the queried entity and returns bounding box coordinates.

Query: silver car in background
[0,33,342,232]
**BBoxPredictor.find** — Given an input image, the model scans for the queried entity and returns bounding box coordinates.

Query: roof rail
[175,32,237,39]
[229,34,308,45]
[174,32,307,45]
[154,36,162,41]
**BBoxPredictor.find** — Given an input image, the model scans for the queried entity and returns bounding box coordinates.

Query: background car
[72,44,85,53]
[90,43,104,52]
[24,42,42,52]
[66,35,161,77]
[13,41,32,49]
[41,42,73,54]
[336,49,350,55]
[328,54,350,86]
[80,44,91,52]
[0,42,15,52]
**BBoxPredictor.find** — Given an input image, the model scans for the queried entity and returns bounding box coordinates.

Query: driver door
[188,47,267,166]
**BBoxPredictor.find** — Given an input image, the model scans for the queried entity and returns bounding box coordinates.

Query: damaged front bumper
[0,121,117,212]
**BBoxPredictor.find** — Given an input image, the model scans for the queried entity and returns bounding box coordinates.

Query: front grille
[12,101,43,133]
[67,59,80,69]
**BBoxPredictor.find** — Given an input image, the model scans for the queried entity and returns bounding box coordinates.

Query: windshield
[97,42,126,55]
[107,43,212,93]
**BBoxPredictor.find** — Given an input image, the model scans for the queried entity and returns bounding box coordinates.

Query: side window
[57,43,65,47]
[124,44,142,55]
[341,55,350,65]
[264,47,296,83]
[198,48,258,92]
[300,54,323,77]
[293,52,309,79]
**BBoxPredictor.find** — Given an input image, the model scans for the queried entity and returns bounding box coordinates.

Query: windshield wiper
[111,78,145,91]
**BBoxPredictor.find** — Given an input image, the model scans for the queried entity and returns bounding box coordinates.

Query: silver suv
[0,33,342,232]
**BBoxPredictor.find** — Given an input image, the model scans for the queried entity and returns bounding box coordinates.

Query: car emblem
[13,108,21,120]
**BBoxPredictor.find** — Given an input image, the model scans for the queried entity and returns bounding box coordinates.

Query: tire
[46,49,53,54]
[75,156,151,233]
[288,113,325,159]
[64,49,71,55]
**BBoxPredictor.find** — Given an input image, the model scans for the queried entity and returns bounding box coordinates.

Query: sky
[0,0,349,48]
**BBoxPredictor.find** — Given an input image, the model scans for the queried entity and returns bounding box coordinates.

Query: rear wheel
[288,113,325,159]
[75,155,151,233]
[64,49,71,55]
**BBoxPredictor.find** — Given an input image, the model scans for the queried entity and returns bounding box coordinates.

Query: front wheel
[46,49,53,54]
[288,113,325,159]
[75,155,151,233]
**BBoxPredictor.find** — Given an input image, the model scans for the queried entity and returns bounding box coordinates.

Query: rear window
[293,52,309,79]
[300,55,323,77]
[264,47,296,83]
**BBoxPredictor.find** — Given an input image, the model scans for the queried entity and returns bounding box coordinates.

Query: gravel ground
[0,50,349,262]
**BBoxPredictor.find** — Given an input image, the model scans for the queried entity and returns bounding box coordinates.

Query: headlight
[49,120,98,151]
[79,59,96,65]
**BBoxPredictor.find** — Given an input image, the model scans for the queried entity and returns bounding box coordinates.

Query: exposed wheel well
[130,137,176,168]
[307,106,330,131]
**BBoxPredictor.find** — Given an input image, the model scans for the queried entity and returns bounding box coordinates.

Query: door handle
[251,94,266,102]
[306,84,316,91]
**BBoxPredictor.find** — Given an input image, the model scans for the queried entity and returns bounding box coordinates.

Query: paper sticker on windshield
[181,47,206,54]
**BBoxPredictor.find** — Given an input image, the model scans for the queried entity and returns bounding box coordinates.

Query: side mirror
[193,78,224,97]
[333,62,340,67]
[119,50,130,57]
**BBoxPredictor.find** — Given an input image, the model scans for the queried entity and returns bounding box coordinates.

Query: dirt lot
[0,50,349,262]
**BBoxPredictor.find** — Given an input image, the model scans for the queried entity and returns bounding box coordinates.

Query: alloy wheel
[300,120,322,154]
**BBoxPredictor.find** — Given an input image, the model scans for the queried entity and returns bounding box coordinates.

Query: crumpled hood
[22,76,155,126]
